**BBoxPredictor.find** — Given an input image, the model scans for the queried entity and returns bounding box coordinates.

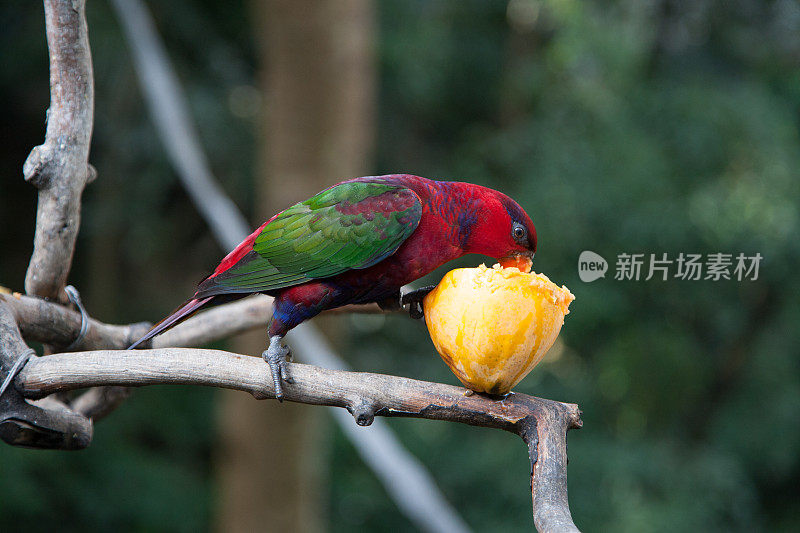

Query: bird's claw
[400,285,436,320]
[262,336,293,401]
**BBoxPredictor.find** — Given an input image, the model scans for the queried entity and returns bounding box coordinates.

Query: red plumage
[130,175,536,351]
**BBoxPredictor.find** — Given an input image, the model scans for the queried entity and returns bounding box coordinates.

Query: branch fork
[0,299,92,450]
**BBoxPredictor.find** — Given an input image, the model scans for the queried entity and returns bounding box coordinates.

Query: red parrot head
[463,188,537,271]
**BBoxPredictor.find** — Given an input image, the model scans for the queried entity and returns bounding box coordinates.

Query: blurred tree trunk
[215,1,375,532]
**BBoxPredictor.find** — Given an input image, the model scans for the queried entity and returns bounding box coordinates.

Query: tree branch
[520,408,582,532]
[3,286,585,530]
[0,300,92,449]
[23,0,95,301]
[0,0,97,449]
[1,291,148,351]
[16,347,583,523]
[0,291,381,353]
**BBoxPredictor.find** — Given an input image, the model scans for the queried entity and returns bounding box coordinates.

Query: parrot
[129,174,537,399]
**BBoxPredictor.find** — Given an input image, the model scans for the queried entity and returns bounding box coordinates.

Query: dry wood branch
[1,292,148,351]
[0,292,382,353]
[14,347,582,531]
[0,291,269,421]
[0,300,92,449]
[520,407,582,532]
[23,0,95,301]
[3,292,584,530]
[0,290,383,422]
[20,346,580,426]
[18,349,575,427]
[0,289,385,423]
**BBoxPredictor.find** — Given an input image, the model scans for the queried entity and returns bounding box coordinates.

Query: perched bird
[129,174,537,399]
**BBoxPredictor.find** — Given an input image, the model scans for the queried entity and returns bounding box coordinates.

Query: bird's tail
[128,296,215,350]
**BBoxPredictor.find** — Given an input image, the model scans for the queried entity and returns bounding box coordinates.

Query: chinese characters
[612,252,761,281]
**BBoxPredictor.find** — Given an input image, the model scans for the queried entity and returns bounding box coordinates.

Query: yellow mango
[423,264,574,395]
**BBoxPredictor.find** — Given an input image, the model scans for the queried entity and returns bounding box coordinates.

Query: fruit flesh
[423,264,574,395]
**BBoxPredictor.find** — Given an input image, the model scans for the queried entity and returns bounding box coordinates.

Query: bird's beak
[498,251,534,273]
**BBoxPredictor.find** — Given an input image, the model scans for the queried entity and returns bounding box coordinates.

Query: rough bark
[521,408,582,532]
[16,347,582,435]
[23,0,95,302]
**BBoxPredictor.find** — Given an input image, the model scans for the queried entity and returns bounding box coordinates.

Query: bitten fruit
[423,264,574,395]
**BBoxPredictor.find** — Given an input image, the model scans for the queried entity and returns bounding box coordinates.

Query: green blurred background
[1,0,799,531]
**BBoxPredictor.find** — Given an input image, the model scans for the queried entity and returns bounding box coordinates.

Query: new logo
[578,251,608,282]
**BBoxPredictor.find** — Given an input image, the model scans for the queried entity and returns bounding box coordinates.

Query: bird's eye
[512,223,526,242]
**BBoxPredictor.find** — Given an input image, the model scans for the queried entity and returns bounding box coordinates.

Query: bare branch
[1,292,148,351]
[2,289,392,422]
[23,0,95,301]
[4,290,584,530]
[520,408,582,532]
[14,346,583,532]
[16,347,580,433]
[0,292,382,353]
[15,347,582,530]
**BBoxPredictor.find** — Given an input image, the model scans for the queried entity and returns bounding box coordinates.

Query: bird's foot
[262,335,294,401]
[400,285,436,319]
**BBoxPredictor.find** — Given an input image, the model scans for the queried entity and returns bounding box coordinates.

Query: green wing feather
[196,181,422,296]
